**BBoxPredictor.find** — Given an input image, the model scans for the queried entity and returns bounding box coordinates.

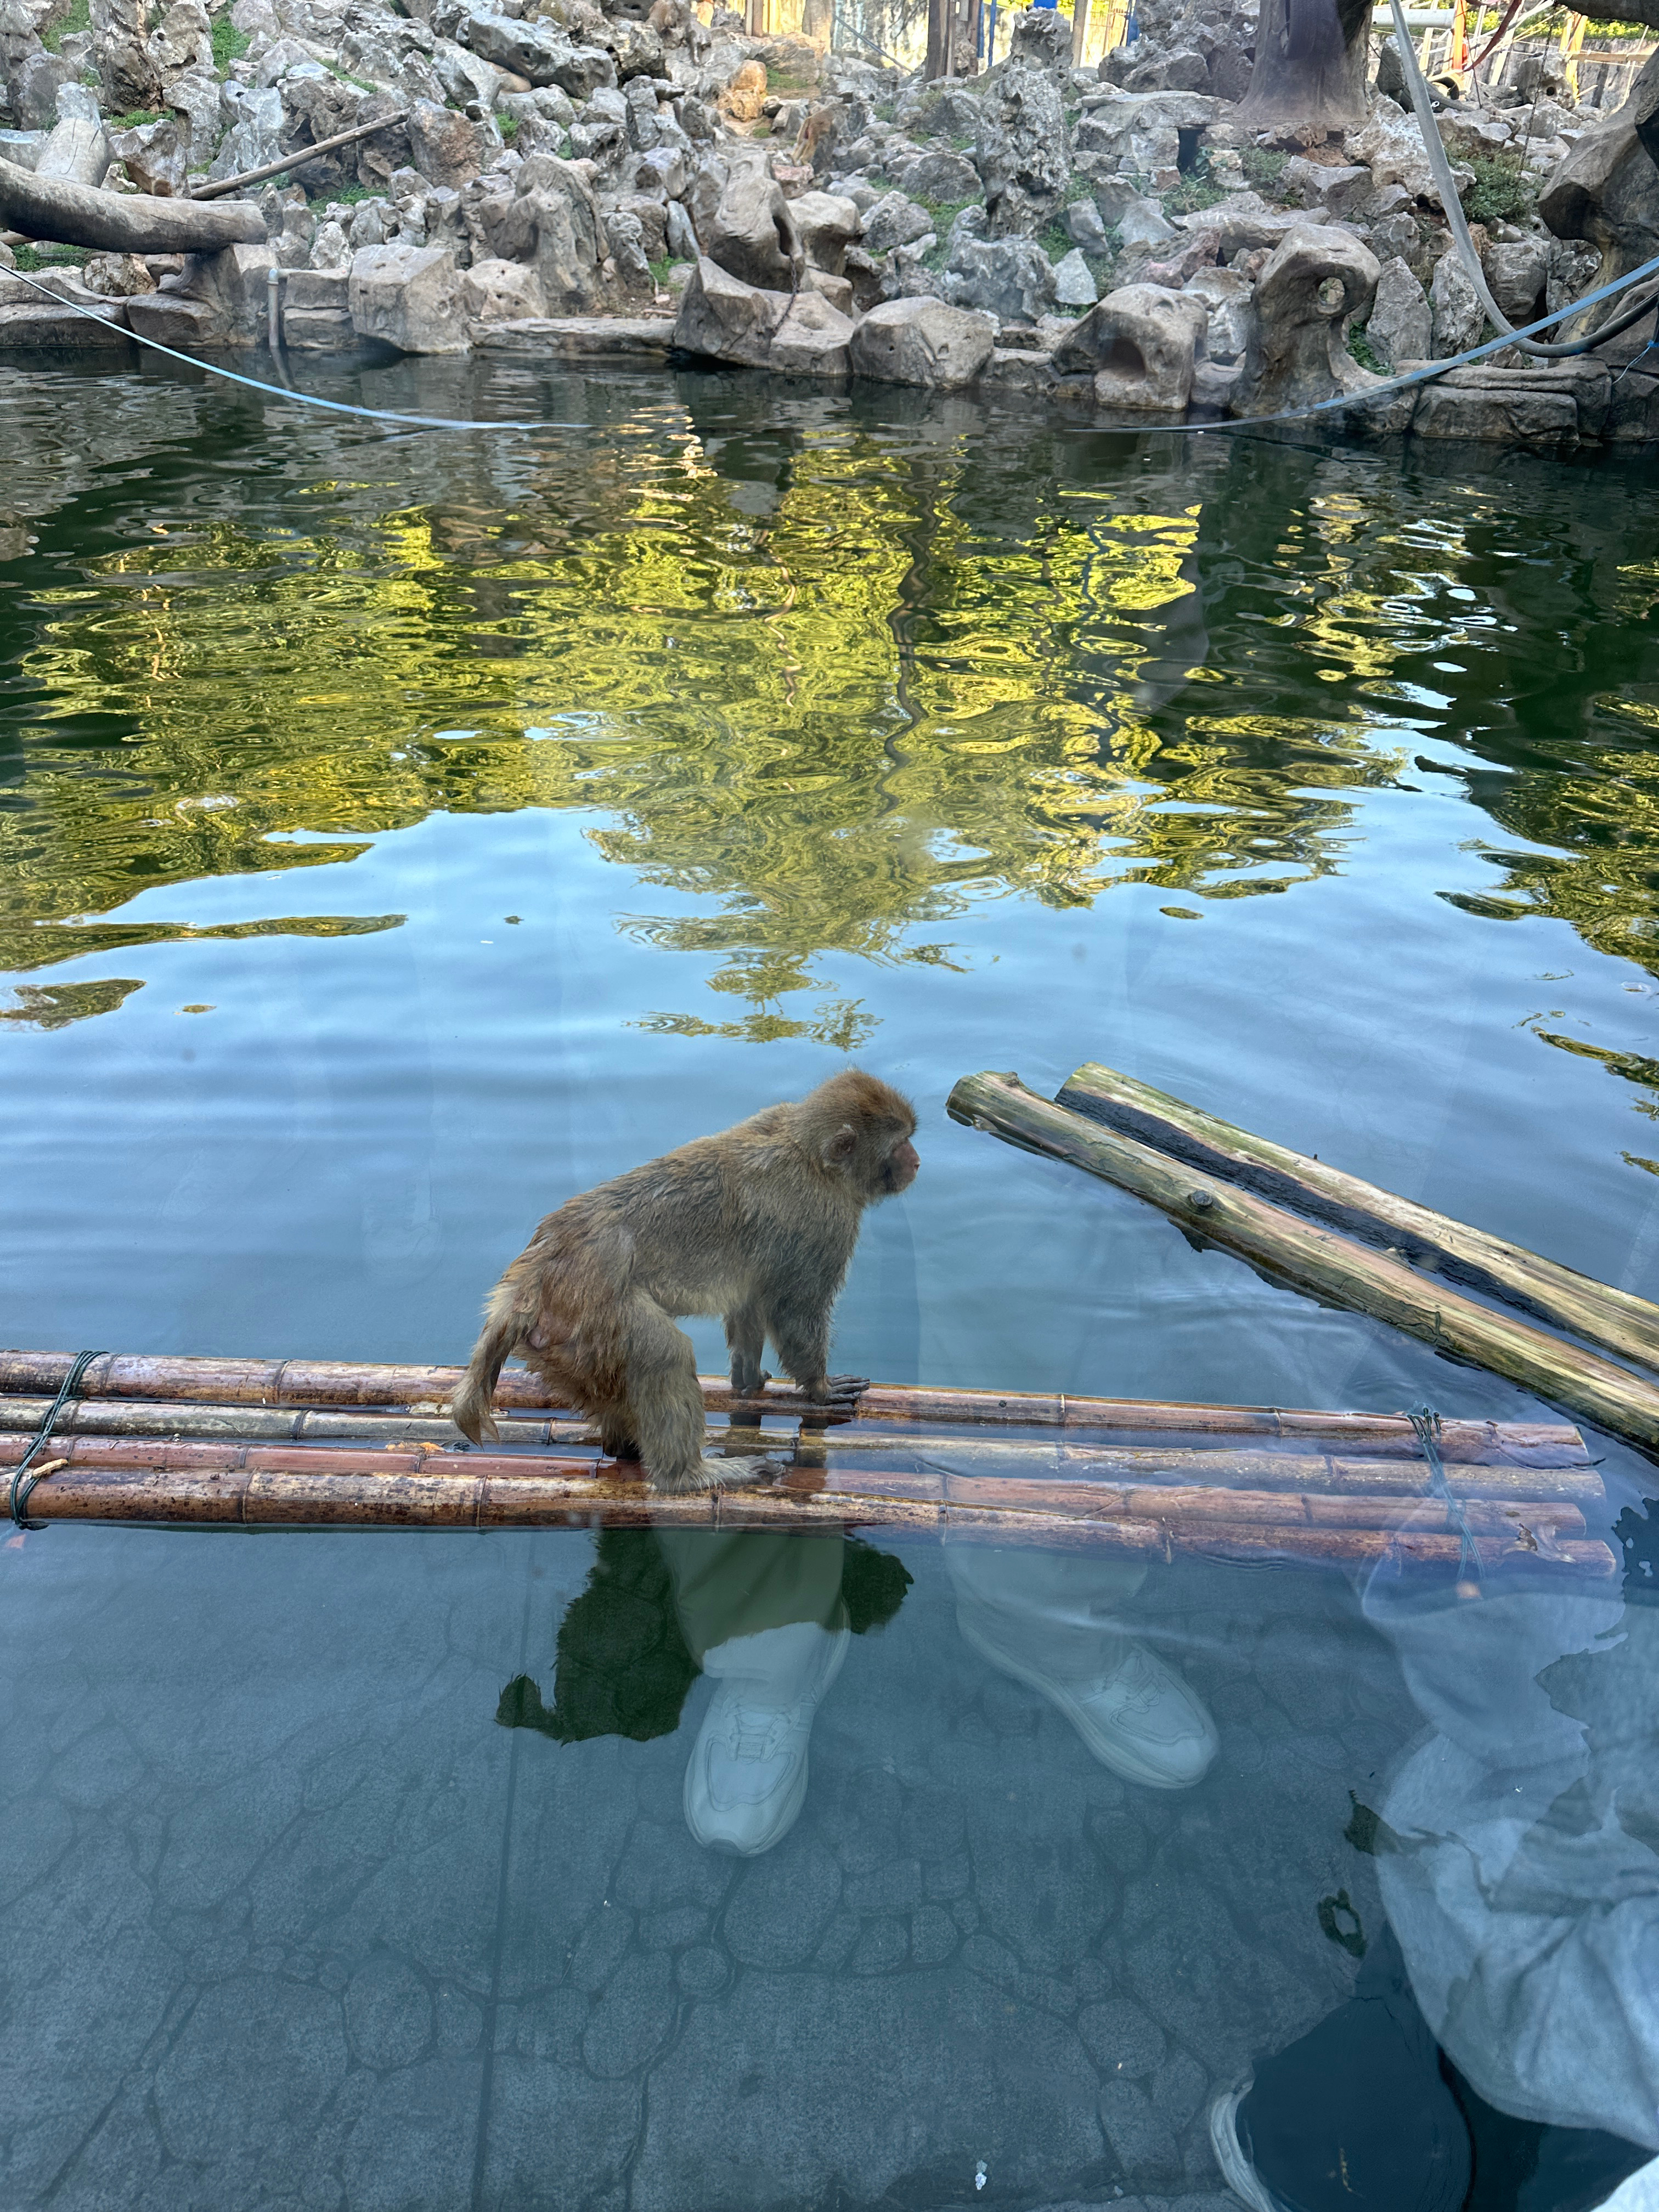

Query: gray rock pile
[1,0,1654,450]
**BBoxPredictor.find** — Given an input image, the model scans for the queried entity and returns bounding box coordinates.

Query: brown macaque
[792,99,841,167]
[452,1071,919,1492]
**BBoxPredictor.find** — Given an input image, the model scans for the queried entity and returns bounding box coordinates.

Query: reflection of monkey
[452,1072,919,1492]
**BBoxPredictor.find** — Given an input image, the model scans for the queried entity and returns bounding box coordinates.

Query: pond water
[2,352,1658,2212]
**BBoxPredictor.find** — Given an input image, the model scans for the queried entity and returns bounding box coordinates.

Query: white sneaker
[957,1610,1218,1790]
[683,1616,850,1856]
[1209,2083,1290,2212]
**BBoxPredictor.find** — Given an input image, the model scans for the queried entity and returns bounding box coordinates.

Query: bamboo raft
[0,1348,1616,1579]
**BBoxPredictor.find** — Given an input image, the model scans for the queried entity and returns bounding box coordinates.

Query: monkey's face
[879,1135,919,1197]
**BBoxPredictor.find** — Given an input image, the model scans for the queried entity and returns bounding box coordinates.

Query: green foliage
[211,14,251,65]
[1460,153,1535,225]
[498,111,519,143]
[326,62,377,93]
[1163,155,1224,218]
[1240,144,1289,196]
[318,182,376,209]
[873,97,896,121]
[1347,323,1386,374]
[918,192,975,231]
[647,253,689,285]
[1039,217,1073,261]
[1064,173,1097,204]
[108,107,163,128]
[12,242,91,270]
[40,0,89,55]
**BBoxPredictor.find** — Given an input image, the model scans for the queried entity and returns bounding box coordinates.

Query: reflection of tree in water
[4,414,1656,1033]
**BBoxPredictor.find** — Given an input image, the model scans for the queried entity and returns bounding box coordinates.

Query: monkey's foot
[647,1454,789,1496]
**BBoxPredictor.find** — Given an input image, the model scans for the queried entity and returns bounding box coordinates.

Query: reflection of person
[945,1543,1218,1788]
[1211,1561,1659,2212]
[497,1528,910,1856]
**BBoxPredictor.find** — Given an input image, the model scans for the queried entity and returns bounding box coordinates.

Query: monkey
[451,1070,919,1493]
[791,99,843,171]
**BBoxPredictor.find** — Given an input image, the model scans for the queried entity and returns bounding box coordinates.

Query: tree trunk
[1236,0,1373,130]
[0,157,266,252]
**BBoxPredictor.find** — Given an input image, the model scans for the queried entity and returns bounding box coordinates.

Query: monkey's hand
[809,1374,868,1409]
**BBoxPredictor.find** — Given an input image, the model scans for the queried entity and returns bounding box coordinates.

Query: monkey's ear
[823,1123,859,1170]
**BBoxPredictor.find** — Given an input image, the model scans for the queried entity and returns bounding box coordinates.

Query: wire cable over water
[8,1349,102,1530]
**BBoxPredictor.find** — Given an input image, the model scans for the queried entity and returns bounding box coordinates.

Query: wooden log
[947,1070,1659,1458]
[1058,1059,1659,1379]
[0,1349,1592,1464]
[190,110,408,201]
[0,156,267,252]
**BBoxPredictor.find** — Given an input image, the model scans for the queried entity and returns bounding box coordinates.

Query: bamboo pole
[0,1350,1590,1463]
[0,1395,1602,1504]
[2,1437,1612,1571]
[1057,1060,1659,1379]
[947,1070,1659,1458]
[190,109,408,200]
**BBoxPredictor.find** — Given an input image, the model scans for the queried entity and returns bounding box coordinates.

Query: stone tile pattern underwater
[0,1528,1417,2211]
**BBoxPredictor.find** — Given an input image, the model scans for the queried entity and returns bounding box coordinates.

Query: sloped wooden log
[191,109,408,200]
[1059,1059,1659,1380]
[0,156,266,251]
[947,1069,1659,1458]
[0,1349,1592,1464]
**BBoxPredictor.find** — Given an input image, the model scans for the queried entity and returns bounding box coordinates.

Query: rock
[285,268,351,309]
[348,240,469,352]
[1233,226,1384,415]
[463,9,563,83]
[849,295,995,387]
[0,292,132,347]
[1537,49,1659,325]
[36,116,110,189]
[603,15,668,83]
[707,166,804,289]
[283,304,354,348]
[80,251,155,297]
[1073,87,1220,186]
[1344,99,1437,205]
[1547,235,1601,317]
[146,0,211,83]
[977,65,1069,235]
[671,251,790,365]
[462,255,548,319]
[663,197,697,260]
[789,188,859,274]
[862,190,933,257]
[900,148,980,207]
[89,0,160,114]
[0,129,47,173]
[1054,280,1206,410]
[1184,262,1252,362]
[1483,236,1547,323]
[1281,156,1370,219]
[517,155,611,312]
[1429,248,1484,356]
[767,284,853,373]
[405,98,492,190]
[1364,253,1431,366]
[720,57,766,123]
[1052,245,1097,306]
[945,233,1056,320]
[1368,209,1420,265]
[208,83,284,186]
[1009,3,1073,69]
[178,239,276,345]
[1113,195,1177,252]
[604,206,656,302]
[472,313,675,361]
[1140,228,1220,287]
[1410,379,1580,446]
[109,116,187,198]
[1063,198,1108,250]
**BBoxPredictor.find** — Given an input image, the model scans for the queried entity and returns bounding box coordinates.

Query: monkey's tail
[451,1300,521,1444]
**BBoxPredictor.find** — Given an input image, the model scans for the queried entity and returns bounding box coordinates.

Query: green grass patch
[1240,144,1289,196]
[211,14,251,65]
[109,107,164,129]
[1460,153,1535,224]
[874,98,896,122]
[647,253,690,285]
[1347,323,1386,373]
[1039,218,1073,261]
[326,64,378,94]
[1163,156,1224,218]
[917,192,975,231]
[498,112,518,143]
[318,182,378,210]
[12,241,91,269]
[40,0,89,55]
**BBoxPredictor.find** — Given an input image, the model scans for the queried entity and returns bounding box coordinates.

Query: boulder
[109,116,187,197]
[769,285,853,374]
[520,155,608,311]
[1008,3,1073,69]
[789,188,859,274]
[1365,254,1431,365]
[1064,198,1108,251]
[604,206,656,302]
[462,255,548,319]
[1410,379,1580,447]
[36,115,110,188]
[672,252,789,364]
[862,189,934,256]
[15,50,74,130]
[900,148,980,206]
[1537,49,1659,329]
[1053,246,1097,307]
[945,234,1056,321]
[348,240,469,352]
[708,167,804,290]
[407,98,494,189]
[720,57,766,122]
[1429,249,1483,356]
[1052,281,1206,410]
[1113,196,1177,251]
[178,240,278,346]
[462,9,572,81]
[1073,88,1220,188]
[848,295,995,387]
[208,84,284,185]
[1183,262,1253,363]
[977,65,1069,234]
[1483,236,1547,324]
[88,0,160,113]
[1344,99,1438,204]
[285,267,350,308]
[1232,227,1384,416]
[146,0,211,82]
[1281,156,1370,219]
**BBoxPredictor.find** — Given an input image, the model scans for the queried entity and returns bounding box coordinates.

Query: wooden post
[1072,0,1093,65]
[926,0,949,80]
[948,1069,1659,1459]
[1563,10,1587,100]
